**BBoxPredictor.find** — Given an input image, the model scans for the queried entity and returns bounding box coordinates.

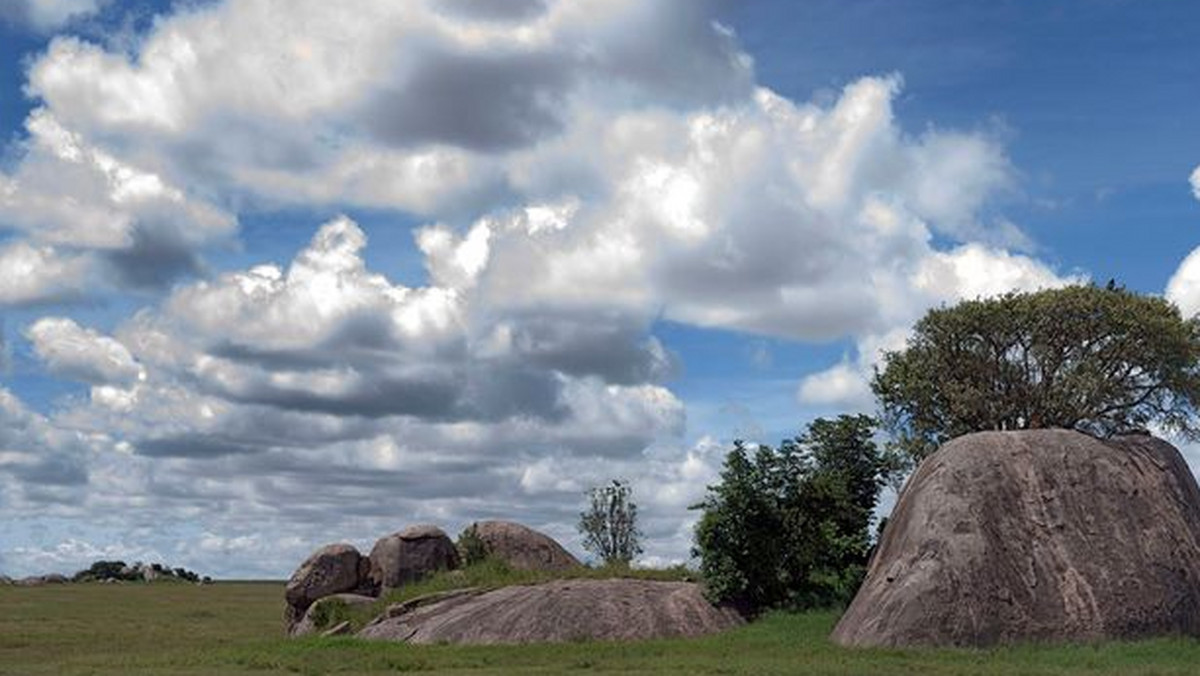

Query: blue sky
[0,0,1198,578]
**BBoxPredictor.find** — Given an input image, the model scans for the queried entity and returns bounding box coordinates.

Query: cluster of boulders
[285,520,743,644]
[285,521,578,634]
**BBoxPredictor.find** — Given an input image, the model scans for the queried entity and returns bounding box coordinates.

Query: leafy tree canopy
[578,480,643,566]
[692,415,899,613]
[873,284,1200,460]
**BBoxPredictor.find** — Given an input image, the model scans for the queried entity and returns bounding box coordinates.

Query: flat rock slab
[832,429,1200,647]
[359,578,743,645]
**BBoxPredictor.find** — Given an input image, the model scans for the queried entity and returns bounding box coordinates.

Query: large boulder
[833,429,1200,647]
[467,521,580,571]
[284,544,368,629]
[359,579,743,644]
[368,525,459,591]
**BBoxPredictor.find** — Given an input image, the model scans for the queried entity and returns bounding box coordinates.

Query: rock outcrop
[284,544,369,629]
[14,574,67,586]
[368,525,459,591]
[359,579,743,644]
[832,429,1200,647]
[467,521,580,571]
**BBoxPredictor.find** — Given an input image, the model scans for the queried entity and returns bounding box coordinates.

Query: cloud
[22,0,752,217]
[0,0,1085,575]
[0,388,88,489]
[798,248,1083,410]
[436,0,547,22]
[1166,248,1200,320]
[463,78,1037,343]
[0,110,235,299]
[0,0,106,32]
[362,48,574,152]
[26,317,143,386]
[0,241,94,306]
[1163,166,1200,319]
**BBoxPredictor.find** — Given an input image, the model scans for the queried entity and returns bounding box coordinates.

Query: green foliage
[456,524,490,566]
[873,284,1200,461]
[73,560,134,582]
[307,597,355,630]
[578,480,643,565]
[692,415,898,613]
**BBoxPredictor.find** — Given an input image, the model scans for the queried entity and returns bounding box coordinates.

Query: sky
[0,0,1198,579]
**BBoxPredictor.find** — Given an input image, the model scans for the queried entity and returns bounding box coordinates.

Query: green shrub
[307,598,354,630]
[456,524,490,566]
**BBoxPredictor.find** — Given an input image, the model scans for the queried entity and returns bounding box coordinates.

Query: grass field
[5,581,1200,675]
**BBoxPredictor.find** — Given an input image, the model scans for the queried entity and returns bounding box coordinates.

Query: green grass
[4,579,1200,675]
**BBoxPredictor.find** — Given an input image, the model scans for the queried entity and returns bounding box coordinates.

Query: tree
[456,524,489,566]
[578,480,643,566]
[692,415,897,612]
[873,285,1200,461]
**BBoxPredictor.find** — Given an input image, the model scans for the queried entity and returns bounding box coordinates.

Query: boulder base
[832,429,1200,647]
[359,579,743,644]
[469,521,580,571]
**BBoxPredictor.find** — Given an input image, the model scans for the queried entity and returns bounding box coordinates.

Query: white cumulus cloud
[26,317,143,386]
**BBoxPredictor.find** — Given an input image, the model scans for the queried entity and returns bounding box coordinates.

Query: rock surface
[832,429,1200,647]
[290,593,377,637]
[358,578,743,644]
[368,525,459,591]
[468,521,580,571]
[284,544,368,629]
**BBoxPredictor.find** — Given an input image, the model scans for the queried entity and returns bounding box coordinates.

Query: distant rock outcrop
[467,521,580,571]
[14,574,67,586]
[367,525,459,592]
[359,579,743,644]
[832,429,1200,647]
[284,544,369,629]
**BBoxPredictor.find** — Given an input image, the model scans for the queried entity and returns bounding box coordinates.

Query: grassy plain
[4,580,1200,675]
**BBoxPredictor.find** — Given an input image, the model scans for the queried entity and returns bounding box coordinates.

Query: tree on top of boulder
[873,284,1200,461]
